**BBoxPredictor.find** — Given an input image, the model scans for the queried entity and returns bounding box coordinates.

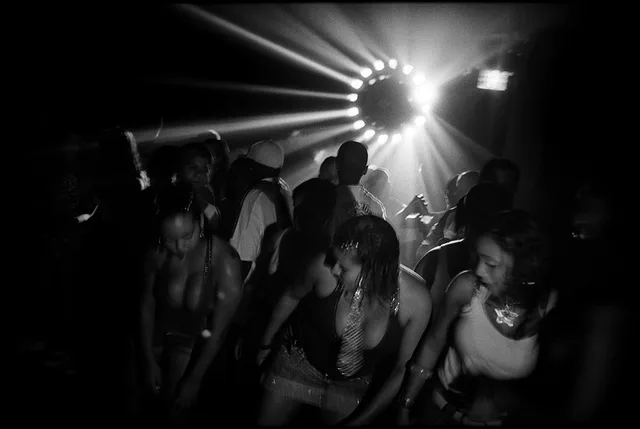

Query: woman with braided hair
[139,182,243,426]
[255,215,431,425]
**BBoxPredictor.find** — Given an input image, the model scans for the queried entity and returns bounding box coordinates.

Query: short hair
[332,215,400,307]
[319,156,337,178]
[479,158,520,186]
[336,141,368,184]
[457,182,514,236]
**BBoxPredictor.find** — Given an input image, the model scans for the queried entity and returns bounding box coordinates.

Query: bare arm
[140,250,159,365]
[396,271,476,404]
[259,252,320,349]
[186,241,243,382]
[347,274,432,425]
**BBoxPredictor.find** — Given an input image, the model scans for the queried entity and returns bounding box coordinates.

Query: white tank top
[439,286,539,390]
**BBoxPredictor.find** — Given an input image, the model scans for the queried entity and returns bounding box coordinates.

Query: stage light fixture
[360,68,373,78]
[347,107,360,117]
[351,79,363,90]
[415,115,426,125]
[413,83,437,104]
[403,65,413,75]
[368,78,377,86]
[378,134,389,143]
[413,74,426,85]
[353,120,365,130]
[388,59,398,69]
[347,93,358,102]
[392,133,402,143]
[364,129,376,139]
[374,60,385,71]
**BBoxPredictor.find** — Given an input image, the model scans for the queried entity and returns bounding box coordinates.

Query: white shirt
[229,178,293,265]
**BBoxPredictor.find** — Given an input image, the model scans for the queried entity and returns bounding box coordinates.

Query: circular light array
[347,58,438,142]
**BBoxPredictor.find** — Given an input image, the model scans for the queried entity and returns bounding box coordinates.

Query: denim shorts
[262,342,372,419]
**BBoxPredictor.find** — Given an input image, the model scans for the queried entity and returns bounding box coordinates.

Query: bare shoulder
[446,270,478,304]
[398,265,431,317]
[211,235,240,262]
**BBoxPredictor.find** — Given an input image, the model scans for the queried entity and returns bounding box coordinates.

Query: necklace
[493,298,520,328]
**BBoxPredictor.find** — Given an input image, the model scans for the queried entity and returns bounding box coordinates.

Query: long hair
[480,209,549,310]
[332,215,400,306]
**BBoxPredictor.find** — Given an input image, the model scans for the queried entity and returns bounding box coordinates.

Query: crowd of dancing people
[25,125,627,427]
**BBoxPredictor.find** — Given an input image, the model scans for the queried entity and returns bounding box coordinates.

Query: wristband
[396,396,414,409]
[408,362,433,380]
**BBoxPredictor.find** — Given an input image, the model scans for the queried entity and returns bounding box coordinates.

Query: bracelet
[396,396,415,409]
[408,362,433,380]
[258,343,272,350]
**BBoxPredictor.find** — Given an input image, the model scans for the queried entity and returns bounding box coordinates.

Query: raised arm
[256,252,321,365]
[395,271,476,423]
[346,271,432,425]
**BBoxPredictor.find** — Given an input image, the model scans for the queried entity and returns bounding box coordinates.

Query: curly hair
[332,215,400,306]
[481,209,549,310]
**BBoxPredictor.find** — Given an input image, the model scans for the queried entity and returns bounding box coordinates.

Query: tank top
[289,281,403,380]
[439,286,539,390]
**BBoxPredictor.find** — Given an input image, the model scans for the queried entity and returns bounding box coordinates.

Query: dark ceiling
[26,3,580,150]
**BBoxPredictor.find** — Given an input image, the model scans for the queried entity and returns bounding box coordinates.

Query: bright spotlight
[404,126,416,138]
[413,73,426,85]
[403,65,413,75]
[374,60,385,71]
[347,93,358,102]
[368,78,377,86]
[347,107,359,117]
[388,59,398,69]
[360,68,373,78]
[415,115,426,125]
[377,134,389,143]
[421,105,432,114]
[392,133,402,143]
[413,83,437,104]
[353,120,365,130]
[351,79,363,90]
[364,129,376,139]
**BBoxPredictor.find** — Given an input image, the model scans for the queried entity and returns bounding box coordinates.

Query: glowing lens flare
[351,79,363,90]
[347,107,360,117]
[388,59,398,69]
[413,73,426,85]
[415,115,426,125]
[413,83,437,104]
[347,93,358,102]
[374,60,385,71]
[392,133,402,143]
[360,68,373,78]
[403,65,414,75]
[364,129,376,139]
[353,120,365,130]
